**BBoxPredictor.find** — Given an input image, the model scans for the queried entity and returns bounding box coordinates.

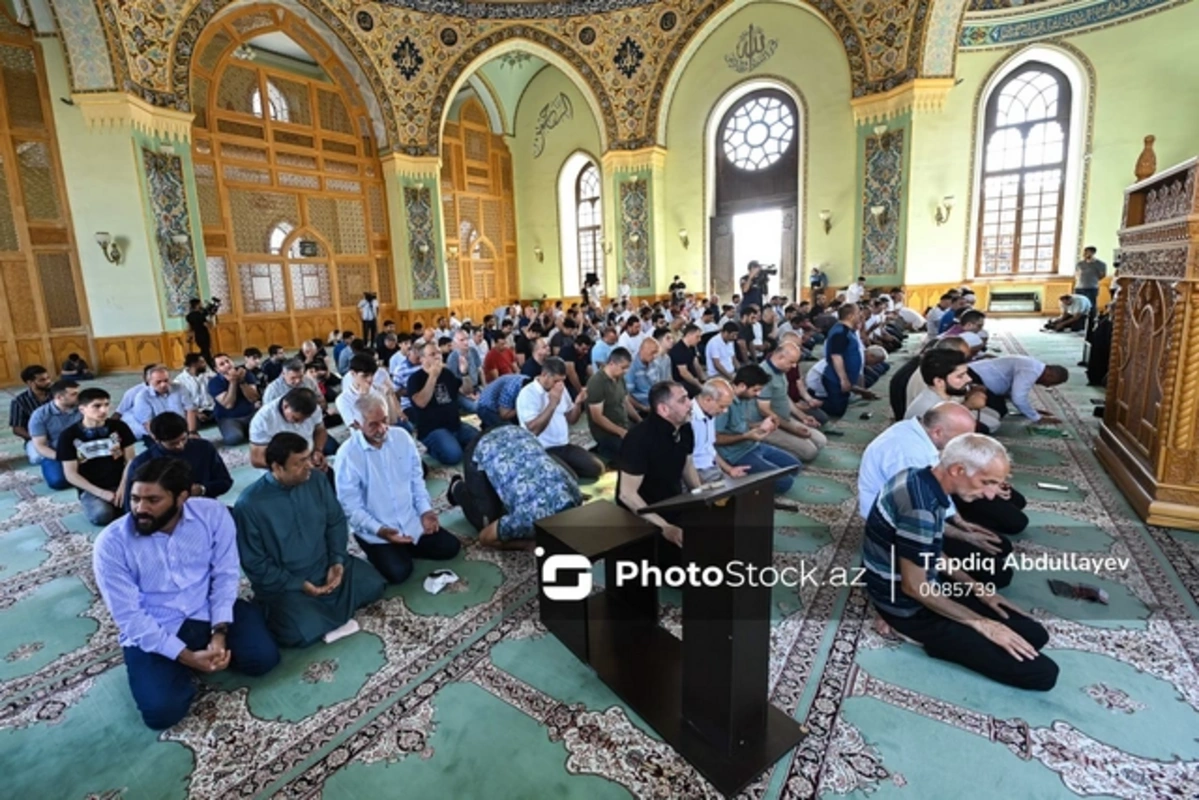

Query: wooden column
[1096,156,1199,530]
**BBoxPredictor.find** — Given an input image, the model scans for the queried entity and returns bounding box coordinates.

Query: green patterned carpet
[2,320,1198,799]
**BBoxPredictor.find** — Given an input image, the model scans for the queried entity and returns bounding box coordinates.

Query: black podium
[534,467,803,797]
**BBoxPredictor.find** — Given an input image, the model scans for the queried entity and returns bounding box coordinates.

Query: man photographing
[185,298,217,366]
[739,261,774,313]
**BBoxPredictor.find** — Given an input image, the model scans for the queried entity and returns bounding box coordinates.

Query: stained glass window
[721,95,795,171]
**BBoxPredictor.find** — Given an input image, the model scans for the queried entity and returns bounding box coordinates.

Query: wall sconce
[678,228,689,249]
[602,241,613,255]
[870,205,889,226]
[533,246,544,262]
[446,244,459,260]
[819,209,832,235]
[95,231,121,264]
[413,180,426,190]
[872,124,887,136]
[935,195,955,226]
[417,242,430,255]
[162,232,190,263]
[629,232,641,246]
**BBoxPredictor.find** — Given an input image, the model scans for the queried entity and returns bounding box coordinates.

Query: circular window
[721,95,795,171]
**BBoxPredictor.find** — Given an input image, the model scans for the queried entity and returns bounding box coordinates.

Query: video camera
[203,296,221,318]
[750,263,777,290]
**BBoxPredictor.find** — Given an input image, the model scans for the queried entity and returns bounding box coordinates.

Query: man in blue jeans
[821,304,863,418]
[94,457,280,729]
[57,387,137,525]
[207,352,261,446]
[406,342,479,465]
[714,364,802,494]
[26,379,81,490]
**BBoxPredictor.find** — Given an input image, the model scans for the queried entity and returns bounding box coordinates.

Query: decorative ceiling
[38,0,1188,153]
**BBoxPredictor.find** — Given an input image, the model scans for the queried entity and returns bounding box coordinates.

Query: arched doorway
[189,8,392,353]
[708,86,802,301]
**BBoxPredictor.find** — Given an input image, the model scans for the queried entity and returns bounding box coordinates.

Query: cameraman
[185,298,214,367]
[739,261,768,313]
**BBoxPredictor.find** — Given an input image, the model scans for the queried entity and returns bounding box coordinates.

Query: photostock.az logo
[535,548,593,601]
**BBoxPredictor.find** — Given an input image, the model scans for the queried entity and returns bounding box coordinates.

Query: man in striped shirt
[8,364,51,444]
[862,433,1058,691]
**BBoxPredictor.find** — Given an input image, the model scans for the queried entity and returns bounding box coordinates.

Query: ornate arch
[427,26,617,157]
[168,1,397,145]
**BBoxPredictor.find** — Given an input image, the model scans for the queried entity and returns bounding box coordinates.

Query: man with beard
[93,458,280,729]
[235,433,385,647]
[904,349,988,424]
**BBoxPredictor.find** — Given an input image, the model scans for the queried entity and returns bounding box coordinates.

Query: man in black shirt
[521,337,550,379]
[514,323,544,367]
[185,299,213,367]
[669,324,707,397]
[617,380,700,548]
[406,342,480,465]
[558,334,592,397]
[57,387,137,525]
[739,262,766,313]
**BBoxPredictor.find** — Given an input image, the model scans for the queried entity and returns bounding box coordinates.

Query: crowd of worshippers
[4,277,1072,731]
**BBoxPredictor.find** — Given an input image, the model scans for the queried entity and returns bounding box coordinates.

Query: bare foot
[873,616,896,638]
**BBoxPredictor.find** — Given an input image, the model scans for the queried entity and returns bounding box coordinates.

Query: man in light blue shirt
[27,379,81,489]
[128,366,195,440]
[591,326,619,368]
[93,458,279,729]
[968,356,1068,424]
[625,337,661,411]
[334,392,461,584]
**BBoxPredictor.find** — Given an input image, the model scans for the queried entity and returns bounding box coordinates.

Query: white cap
[423,569,460,595]
[961,332,983,349]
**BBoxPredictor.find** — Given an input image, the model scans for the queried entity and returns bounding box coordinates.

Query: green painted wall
[510,66,602,299]
[905,0,1199,285]
[40,38,164,338]
[661,2,858,294]
[477,57,548,135]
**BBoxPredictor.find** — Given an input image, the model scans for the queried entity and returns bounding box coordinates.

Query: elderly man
[262,358,321,406]
[123,412,232,508]
[862,434,1058,691]
[94,458,279,729]
[335,393,460,584]
[249,387,334,470]
[715,365,801,494]
[207,352,260,446]
[969,356,1068,425]
[759,341,827,462]
[26,378,80,490]
[235,433,386,647]
[407,342,480,465]
[516,356,601,479]
[690,379,750,483]
[451,424,583,550]
[626,337,661,412]
[585,347,640,460]
[128,365,195,441]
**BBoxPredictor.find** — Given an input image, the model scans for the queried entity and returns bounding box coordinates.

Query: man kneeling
[93,458,280,729]
[235,432,386,647]
[335,392,461,583]
[862,433,1058,691]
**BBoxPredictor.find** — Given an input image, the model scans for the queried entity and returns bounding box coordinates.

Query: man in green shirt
[715,365,802,494]
[585,347,641,459]
[235,432,386,647]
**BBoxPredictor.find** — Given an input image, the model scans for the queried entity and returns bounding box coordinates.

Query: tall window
[576,162,602,288]
[976,63,1071,275]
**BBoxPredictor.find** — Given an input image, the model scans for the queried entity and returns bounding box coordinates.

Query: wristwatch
[211,622,229,636]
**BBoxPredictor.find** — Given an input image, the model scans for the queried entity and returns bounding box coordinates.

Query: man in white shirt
[969,356,1068,424]
[262,359,322,407]
[357,292,379,343]
[1044,294,1093,333]
[617,317,647,356]
[335,393,460,584]
[845,276,867,304]
[248,387,333,470]
[174,354,215,419]
[690,379,749,483]
[340,352,407,432]
[705,321,740,380]
[619,278,631,303]
[516,356,601,480]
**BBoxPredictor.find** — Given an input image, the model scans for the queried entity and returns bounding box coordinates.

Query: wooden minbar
[1096,156,1199,530]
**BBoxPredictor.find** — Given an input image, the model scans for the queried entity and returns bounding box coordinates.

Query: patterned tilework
[960,0,1189,48]
[141,148,200,317]
[404,185,441,300]
[861,128,904,276]
[49,0,116,91]
[619,178,650,288]
[921,0,970,76]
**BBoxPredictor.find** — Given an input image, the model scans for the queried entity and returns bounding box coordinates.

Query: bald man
[689,378,751,483]
[859,402,1014,587]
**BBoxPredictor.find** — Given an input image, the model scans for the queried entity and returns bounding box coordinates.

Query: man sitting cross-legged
[207,352,261,446]
[128,365,196,443]
[407,342,480,466]
[235,432,386,647]
[249,387,336,474]
[862,433,1059,691]
[58,387,137,525]
[859,402,1015,587]
[335,392,461,585]
[690,378,750,483]
[714,365,802,494]
[516,356,602,480]
[27,378,80,490]
[94,458,280,730]
[758,341,828,463]
[450,424,583,550]
[585,346,641,460]
[123,412,233,509]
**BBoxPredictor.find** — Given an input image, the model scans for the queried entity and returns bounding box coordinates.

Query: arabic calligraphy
[725,24,778,74]
[532,93,574,159]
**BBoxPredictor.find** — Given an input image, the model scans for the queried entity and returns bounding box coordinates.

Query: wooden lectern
[1096,156,1199,530]
[535,468,803,797]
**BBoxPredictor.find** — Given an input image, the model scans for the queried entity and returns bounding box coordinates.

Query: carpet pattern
[1,320,1197,798]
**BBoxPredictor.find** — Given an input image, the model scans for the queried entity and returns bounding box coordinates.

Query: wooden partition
[1096,156,1199,530]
